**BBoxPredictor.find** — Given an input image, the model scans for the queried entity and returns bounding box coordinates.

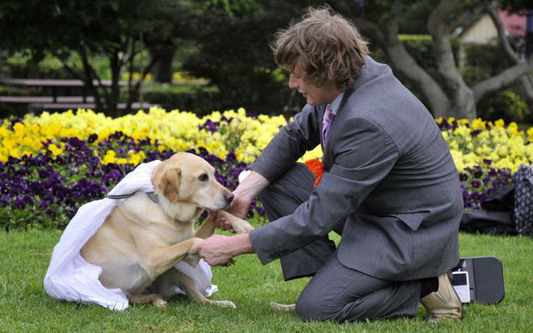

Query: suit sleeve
[249,104,321,183]
[249,117,400,265]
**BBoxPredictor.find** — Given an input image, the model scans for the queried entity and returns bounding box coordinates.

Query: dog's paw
[212,300,237,309]
[239,223,255,233]
[218,211,255,234]
[153,298,168,308]
[182,254,201,267]
[232,222,255,234]
[270,302,296,311]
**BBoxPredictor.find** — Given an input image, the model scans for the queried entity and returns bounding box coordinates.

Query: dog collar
[146,192,159,204]
[106,191,159,204]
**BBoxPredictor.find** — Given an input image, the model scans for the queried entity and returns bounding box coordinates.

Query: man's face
[289,67,341,106]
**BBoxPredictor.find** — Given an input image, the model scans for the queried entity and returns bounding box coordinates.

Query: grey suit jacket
[249,57,463,281]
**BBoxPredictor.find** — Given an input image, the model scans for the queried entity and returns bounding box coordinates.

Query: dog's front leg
[146,237,203,279]
[174,270,236,309]
[194,213,217,239]
[217,210,254,234]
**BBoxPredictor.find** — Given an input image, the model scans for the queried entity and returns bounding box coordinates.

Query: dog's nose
[224,192,235,206]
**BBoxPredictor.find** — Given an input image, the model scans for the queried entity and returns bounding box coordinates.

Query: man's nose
[288,74,298,89]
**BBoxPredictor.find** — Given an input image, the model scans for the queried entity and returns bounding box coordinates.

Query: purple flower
[13,197,26,209]
[64,137,85,150]
[38,166,54,178]
[255,206,265,216]
[226,152,236,162]
[39,200,50,209]
[9,118,24,130]
[88,134,98,143]
[470,191,481,200]
[138,138,151,145]
[199,119,219,132]
[470,180,482,188]
[145,151,160,161]
[103,170,123,185]
[198,147,209,156]
[231,167,244,180]
[215,172,228,187]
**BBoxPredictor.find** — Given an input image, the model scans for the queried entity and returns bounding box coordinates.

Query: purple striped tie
[322,104,334,146]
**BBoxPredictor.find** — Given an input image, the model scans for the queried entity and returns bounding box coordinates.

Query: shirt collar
[329,92,344,115]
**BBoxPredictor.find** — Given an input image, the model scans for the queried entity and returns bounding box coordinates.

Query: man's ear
[163,167,181,202]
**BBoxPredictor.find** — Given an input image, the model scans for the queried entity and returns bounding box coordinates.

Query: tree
[0,0,184,116]
[179,1,324,114]
[326,0,533,119]
[492,0,533,112]
[176,0,532,118]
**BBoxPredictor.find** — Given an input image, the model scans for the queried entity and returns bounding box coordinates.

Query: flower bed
[1,108,532,230]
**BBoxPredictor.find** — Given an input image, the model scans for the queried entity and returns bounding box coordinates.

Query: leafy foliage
[0,0,188,115]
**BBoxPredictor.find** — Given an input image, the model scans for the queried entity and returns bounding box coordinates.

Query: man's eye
[199,174,209,182]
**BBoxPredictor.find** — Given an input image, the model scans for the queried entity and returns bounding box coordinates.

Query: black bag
[460,165,533,236]
[461,185,516,235]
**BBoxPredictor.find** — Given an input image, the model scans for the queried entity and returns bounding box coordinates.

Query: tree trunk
[516,75,533,111]
[108,50,121,117]
[473,58,533,103]
[384,41,451,117]
[353,0,532,120]
[0,48,3,77]
[355,5,451,118]
[78,46,105,114]
[486,5,533,112]
[427,0,479,119]
[150,45,176,83]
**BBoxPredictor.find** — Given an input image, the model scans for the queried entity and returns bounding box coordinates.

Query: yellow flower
[102,150,116,164]
[48,144,62,156]
[471,118,486,131]
[494,119,505,129]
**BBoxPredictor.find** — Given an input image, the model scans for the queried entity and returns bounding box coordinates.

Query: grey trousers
[259,163,421,322]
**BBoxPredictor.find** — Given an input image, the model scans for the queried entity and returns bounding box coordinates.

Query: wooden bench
[0,77,156,112]
[0,96,95,104]
[0,78,129,102]
[28,102,157,111]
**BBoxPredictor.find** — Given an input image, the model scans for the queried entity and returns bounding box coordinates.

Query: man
[190,7,463,322]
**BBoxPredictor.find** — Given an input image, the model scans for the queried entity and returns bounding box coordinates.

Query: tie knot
[322,104,334,146]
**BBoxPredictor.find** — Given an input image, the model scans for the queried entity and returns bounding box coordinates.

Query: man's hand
[215,170,269,232]
[215,195,252,232]
[189,233,254,266]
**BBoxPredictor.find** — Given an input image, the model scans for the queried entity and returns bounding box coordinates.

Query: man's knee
[295,290,338,322]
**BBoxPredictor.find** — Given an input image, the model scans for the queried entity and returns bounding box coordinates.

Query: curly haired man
[192,7,463,323]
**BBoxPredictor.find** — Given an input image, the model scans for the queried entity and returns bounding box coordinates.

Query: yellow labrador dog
[80,152,254,308]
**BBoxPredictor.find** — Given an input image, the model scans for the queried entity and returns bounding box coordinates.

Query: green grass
[1,230,531,332]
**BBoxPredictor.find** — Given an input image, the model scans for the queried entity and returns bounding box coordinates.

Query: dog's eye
[199,173,209,182]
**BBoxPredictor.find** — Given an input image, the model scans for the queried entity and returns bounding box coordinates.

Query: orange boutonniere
[305,158,324,187]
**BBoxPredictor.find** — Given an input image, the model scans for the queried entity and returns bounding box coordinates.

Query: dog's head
[151,152,234,211]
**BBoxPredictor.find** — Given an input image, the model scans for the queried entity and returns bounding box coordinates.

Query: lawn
[0,229,531,333]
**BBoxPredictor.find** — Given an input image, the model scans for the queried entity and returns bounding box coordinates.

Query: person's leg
[259,163,343,280]
[295,253,421,322]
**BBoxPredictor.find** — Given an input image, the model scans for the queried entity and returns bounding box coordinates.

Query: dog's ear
[163,167,181,202]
